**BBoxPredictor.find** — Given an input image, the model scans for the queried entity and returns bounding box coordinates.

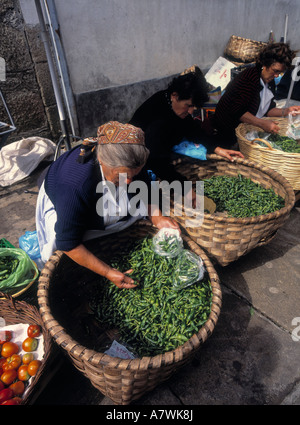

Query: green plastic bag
[0,248,38,293]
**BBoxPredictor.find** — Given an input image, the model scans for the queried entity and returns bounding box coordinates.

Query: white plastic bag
[0,137,56,187]
[286,112,300,139]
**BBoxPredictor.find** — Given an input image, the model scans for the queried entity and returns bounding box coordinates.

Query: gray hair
[96,143,149,168]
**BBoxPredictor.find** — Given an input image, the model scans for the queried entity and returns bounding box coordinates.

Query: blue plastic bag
[19,230,41,261]
[172,140,207,160]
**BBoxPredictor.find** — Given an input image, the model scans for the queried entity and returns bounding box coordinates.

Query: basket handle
[0,291,17,305]
[251,138,274,150]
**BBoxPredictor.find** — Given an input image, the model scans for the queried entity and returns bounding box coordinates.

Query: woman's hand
[106,267,138,289]
[284,105,300,116]
[150,214,180,231]
[241,110,280,133]
[260,119,280,134]
[148,204,180,231]
[214,147,244,162]
[64,244,137,289]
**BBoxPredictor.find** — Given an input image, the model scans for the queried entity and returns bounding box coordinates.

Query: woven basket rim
[226,34,267,45]
[189,154,295,224]
[37,221,222,370]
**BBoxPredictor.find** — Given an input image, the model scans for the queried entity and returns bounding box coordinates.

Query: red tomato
[0,330,13,345]
[1,369,18,385]
[22,337,38,352]
[27,360,42,376]
[0,358,6,368]
[0,381,5,391]
[1,396,22,405]
[17,365,30,381]
[9,380,25,396]
[27,325,41,338]
[1,341,19,358]
[3,354,22,371]
[0,388,14,403]
[22,353,34,364]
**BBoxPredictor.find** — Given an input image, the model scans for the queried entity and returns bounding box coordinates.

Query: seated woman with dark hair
[212,42,300,148]
[129,70,243,184]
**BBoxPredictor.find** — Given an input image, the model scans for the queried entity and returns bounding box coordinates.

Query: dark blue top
[44,146,150,252]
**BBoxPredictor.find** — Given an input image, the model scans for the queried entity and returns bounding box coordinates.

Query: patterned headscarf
[97,121,145,145]
[77,121,145,163]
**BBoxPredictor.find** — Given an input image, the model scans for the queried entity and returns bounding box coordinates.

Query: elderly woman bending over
[36,121,179,289]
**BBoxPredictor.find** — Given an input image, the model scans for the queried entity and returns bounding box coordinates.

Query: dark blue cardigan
[44,146,150,252]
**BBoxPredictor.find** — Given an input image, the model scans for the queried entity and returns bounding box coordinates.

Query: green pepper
[89,236,212,356]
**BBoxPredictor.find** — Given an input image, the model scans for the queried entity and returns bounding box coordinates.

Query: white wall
[53,0,300,94]
[19,0,300,135]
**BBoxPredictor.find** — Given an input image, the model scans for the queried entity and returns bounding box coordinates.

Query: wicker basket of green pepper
[37,220,221,405]
[236,117,300,190]
[170,154,295,266]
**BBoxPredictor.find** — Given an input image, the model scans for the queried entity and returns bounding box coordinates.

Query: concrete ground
[0,163,299,406]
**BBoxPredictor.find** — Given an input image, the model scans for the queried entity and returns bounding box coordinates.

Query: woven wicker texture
[236,117,300,190]
[37,220,221,405]
[0,292,54,404]
[224,35,267,63]
[170,155,295,266]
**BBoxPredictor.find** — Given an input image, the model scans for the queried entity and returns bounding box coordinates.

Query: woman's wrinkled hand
[260,119,280,134]
[214,147,244,162]
[150,215,180,232]
[285,105,300,115]
[106,267,138,289]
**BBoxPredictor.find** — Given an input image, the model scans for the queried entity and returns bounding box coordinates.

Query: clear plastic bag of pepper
[172,249,205,290]
[152,228,205,290]
[152,228,183,258]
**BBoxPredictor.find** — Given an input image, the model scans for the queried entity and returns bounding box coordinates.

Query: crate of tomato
[0,292,54,404]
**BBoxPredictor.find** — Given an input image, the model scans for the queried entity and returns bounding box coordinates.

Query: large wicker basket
[170,154,295,266]
[0,292,54,404]
[224,35,267,64]
[236,117,300,190]
[37,220,221,405]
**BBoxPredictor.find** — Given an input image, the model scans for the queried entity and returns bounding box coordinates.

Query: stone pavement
[0,163,299,405]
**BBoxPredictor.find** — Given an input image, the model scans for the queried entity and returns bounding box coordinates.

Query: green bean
[204,174,284,217]
[90,237,212,357]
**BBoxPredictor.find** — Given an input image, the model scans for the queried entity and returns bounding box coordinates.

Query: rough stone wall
[0,0,60,145]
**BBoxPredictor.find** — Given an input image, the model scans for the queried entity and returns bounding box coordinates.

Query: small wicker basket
[0,292,54,404]
[170,154,295,266]
[236,117,300,190]
[37,220,222,405]
[224,35,267,64]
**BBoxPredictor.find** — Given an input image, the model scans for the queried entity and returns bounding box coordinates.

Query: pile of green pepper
[0,256,19,283]
[203,173,285,218]
[91,237,212,357]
